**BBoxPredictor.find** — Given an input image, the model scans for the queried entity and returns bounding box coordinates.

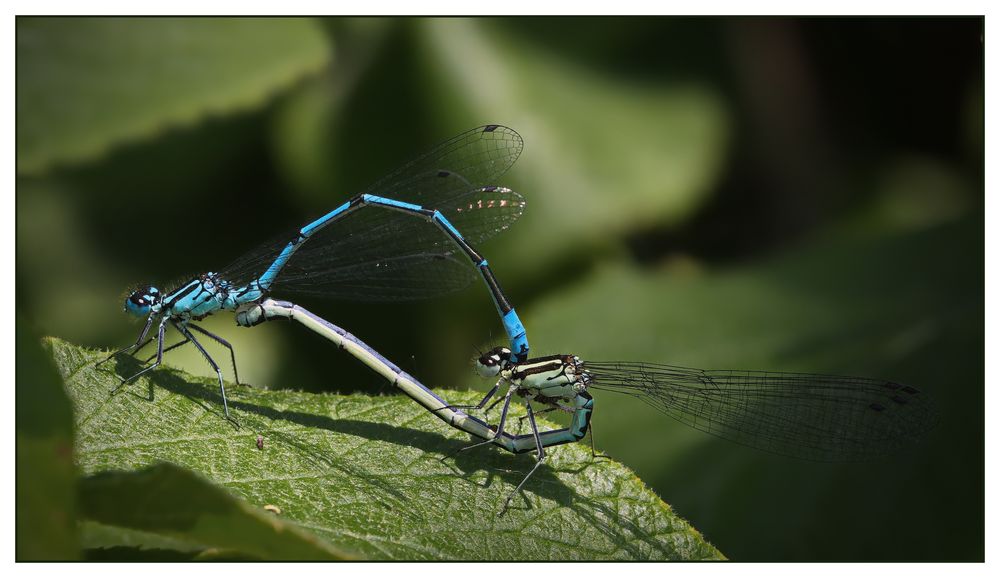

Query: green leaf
[17,17,331,175]
[415,19,730,279]
[80,519,207,556]
[78,463,351,560]
[44,337,723,560]
[268,18,729,284]
[16,319,79,560]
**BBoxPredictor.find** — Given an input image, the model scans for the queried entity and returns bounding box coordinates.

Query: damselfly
[242,298,544,452]
[99,125,531,417]
[242,299,934,516]
[462,347,938,512]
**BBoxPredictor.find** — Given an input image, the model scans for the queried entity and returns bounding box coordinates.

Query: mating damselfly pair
[101,124,937,511]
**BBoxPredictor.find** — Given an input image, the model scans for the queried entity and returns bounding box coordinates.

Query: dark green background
[16,17,983,561]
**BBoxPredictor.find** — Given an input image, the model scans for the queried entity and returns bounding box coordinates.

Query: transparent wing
[582,361,938,462]
[362,124,523,208]
[220,125,524,301]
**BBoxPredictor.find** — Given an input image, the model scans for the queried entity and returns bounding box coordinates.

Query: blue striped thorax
[125,271,269,323]
[160,276,219,319]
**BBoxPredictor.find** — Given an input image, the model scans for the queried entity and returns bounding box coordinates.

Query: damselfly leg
[97,314,155,367]
[515,405,561,434]
[440,382,519,462]
[109,318,235,420]
[501,401,546,515]
[113,317,167,393]
[438,382,499,412]
[187,323,240,386]
[141,335,190,364]
[175,322,231,419]
[587,423,610,459]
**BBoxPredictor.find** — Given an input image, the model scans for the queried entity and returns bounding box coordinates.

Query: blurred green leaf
[416,18,730,279]
[17,17,331,175]
[521,220,980,561]
[45,337,723,560]
[271,19,394,199]
[80,519,206,556]
[269,18,729,284]
[16,321,79,560]
[78,463,351,560]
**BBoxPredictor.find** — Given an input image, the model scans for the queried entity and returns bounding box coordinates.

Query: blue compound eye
[124,286,160,317]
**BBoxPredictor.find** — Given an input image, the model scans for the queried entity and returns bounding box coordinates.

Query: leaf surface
[78,463,351,560]
[45,337,723,561]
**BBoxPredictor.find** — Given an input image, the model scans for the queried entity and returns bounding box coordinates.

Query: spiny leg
[125,328,162,365]
[113,318,166,393]
[142,335,190,364]
[515,405,560,435]
[437,382,499,413]
[449,388,509,421]
[440,383,517,462]
[97,314,155,367]
[131,335,157,358]
[187,322,241,385]
[482,392,507,417]
[501,401,546,515]
[175,322,230,418]
[588,420,611,460]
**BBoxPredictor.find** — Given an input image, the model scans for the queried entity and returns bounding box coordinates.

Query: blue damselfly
[100,125,530,417]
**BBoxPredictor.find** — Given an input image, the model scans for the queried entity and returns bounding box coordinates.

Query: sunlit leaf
[44,337,723,560]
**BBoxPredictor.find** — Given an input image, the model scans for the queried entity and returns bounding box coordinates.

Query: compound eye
[479,347,509,366]
[493,347,513,365]
[124,285,160,316]
[483,347,510,365]
[474,346,516,377]
[132,286,161,304]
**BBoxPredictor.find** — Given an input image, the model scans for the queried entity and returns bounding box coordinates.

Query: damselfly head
[124,285,161,317]
[474,346,512,377]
